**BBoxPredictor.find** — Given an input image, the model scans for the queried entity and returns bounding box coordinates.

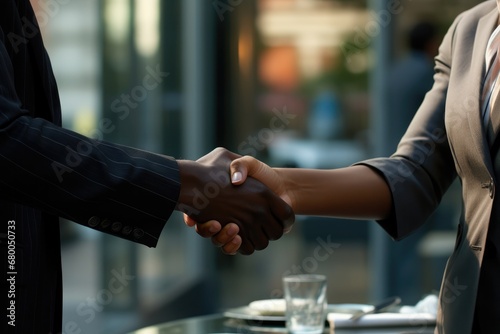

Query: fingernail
[232,171,242,183]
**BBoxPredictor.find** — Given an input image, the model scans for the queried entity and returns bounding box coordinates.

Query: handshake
[177,147,294,256]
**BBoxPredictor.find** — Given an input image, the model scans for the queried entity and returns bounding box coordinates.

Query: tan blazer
[360,1,500,332]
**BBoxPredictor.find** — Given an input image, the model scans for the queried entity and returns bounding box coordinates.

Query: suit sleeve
[354,14,463,240]
[0,39,180,248]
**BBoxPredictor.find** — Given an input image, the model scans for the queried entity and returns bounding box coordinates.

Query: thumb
[231,155,293,229]
[230,156,281,194]
[230,155,262,185]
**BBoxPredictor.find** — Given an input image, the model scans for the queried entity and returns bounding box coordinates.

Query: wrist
[175,160,199,212]
[274,168,296,211]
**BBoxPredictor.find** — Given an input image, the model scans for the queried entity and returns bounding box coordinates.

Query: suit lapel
[7,0,63,125]
[467,9,498,171]
[490,70,500,149]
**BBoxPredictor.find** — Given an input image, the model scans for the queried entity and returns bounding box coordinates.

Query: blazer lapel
[12,0,62,126]
[467,9,498,170]
[490,72,500,149]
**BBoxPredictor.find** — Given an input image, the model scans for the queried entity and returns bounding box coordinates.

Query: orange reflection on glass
[238,24,254,78]
[259,46,299,91]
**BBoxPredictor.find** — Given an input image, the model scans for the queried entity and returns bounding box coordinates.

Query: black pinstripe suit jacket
[1,1,181,333]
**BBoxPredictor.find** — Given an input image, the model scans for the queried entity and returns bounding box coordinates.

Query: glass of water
[283,274,327,333]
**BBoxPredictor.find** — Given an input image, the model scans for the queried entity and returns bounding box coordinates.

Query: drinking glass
[283,274,327,333]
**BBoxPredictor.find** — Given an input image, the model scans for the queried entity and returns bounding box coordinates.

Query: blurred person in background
[385,21,443,304]
[0,1,293,333]
[193,1,500,332]
[386,21,440,152]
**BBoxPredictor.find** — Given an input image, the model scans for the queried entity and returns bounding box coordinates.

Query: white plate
[223,306,284,322]
[223,299,373,322]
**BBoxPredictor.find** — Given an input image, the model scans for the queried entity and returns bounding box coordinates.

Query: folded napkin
[248,299,285,316]
[327,295,437,332]
[327,312,436,329]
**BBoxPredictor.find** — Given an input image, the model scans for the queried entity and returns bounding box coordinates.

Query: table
[128,313,436,334]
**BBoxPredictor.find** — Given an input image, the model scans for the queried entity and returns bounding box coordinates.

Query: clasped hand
[179,148,293,255]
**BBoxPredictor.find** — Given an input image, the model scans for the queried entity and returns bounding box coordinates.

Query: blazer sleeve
[355,13,464,241]
[0,39,180,248]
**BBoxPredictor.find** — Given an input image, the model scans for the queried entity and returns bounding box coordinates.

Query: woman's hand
[178,148,294,255]
[183,154,294,254]
[230,155,293,209]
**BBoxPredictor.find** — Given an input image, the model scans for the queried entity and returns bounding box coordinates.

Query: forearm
[276,165,392,220]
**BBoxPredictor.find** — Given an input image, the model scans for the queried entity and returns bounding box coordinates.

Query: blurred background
[32,0,483,333]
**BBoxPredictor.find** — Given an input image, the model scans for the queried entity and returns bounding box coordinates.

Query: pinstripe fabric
[1,1,181,332]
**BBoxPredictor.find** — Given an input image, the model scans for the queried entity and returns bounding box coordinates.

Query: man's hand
[185,217,242,255]
[177,148,294,255]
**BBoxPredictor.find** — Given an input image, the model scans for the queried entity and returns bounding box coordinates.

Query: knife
[349,296,401,321]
